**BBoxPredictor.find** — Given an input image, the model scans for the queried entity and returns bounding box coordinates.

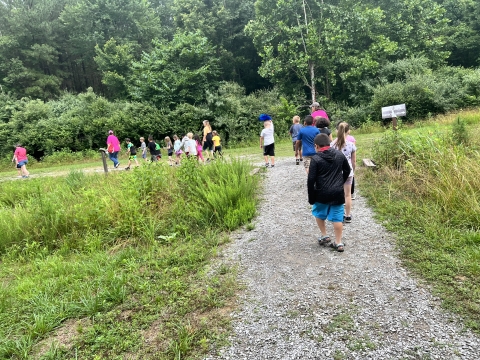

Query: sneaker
[265,163,270,168]
[271,164,275,168]
[351,193,356,200]
[300,158,303,162]
[296,159,300,165]
[114,163,120,169]
[344,215,352,223]
[125,167,130,170]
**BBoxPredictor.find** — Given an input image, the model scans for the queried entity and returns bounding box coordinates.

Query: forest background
[1,0,480,159]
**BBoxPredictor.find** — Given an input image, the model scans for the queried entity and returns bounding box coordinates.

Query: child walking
[194,134,204,163]
[184,133,197,156]
[13,144,29,178]
[260,120,275,168]
[173,135,182,165]
[212,131,223,158]
[331,122,356,223]
[140,137,147,162]
[125,138,139,170]
[289,115,303,165]
[308,134,351,252]
[165,136,174,166]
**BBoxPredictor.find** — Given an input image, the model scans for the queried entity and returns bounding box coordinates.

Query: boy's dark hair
[304,115,314,126]
[314,134,330,147]
[315,117,330,129]
[125,138,131,142]
[148,135,153,141]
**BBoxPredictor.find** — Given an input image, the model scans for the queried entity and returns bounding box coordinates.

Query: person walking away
[310,102,329,126]
[140,137,147,162]
[331,122,356,223]
[260,120,275,168]
[308,134,351,252]
[212,131,223,158]
[295,115,320,174]
[106,130,121,168]
[173,135,183,165]
[194,134,205,163]
[147,136,158,162]
[124,138,139,170]
[289,115,303,165]
[202,120,214,161]
[184,133,197,157]
[315,117,333,142]
[165,136,174,166]
[14,144,29,178]
[347,130,357,200]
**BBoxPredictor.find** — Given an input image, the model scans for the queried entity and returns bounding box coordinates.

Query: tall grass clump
[0,159,259,358]
[362,125,480,331]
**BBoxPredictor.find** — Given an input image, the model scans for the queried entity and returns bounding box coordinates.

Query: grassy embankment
[0,158,259,359]
[356,109,480,333]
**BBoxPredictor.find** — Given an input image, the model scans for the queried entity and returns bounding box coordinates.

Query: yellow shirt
[212,135,221,147]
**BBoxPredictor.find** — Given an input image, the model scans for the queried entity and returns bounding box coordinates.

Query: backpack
[129,144,136,155]
[155,143,161,151]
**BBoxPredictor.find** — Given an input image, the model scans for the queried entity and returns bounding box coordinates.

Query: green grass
[0,158,259,359]
[358,115,480,333]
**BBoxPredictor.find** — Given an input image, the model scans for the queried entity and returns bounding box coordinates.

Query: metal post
[99,148,108,173]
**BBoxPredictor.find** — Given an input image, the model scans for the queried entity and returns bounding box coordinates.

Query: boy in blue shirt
[295,115,320,174]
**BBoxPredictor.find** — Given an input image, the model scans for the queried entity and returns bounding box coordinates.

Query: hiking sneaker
[344,215,352,223]
[265,163,270,168]
[296,159,300,165]
[115,163,120,169]
[300,158,303,161]
[125,167,130,170]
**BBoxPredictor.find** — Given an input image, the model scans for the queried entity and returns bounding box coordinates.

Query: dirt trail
[207,158,479,359]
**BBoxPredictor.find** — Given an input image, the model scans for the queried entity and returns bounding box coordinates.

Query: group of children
[287,114,357,253]
[124,130,223,170]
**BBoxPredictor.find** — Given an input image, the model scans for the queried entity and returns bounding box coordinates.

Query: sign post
[381,104,406,130]
[99,148,109,174]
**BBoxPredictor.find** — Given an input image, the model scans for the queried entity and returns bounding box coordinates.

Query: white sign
[381,104,406,119]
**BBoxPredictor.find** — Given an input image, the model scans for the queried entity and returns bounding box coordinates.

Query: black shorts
[263,143,275,156]
[203,133,213,151]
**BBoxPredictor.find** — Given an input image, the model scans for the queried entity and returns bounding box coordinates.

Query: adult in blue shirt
[296,115,320,174]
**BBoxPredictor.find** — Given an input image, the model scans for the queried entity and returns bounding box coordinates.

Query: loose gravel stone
[206,158,480,360]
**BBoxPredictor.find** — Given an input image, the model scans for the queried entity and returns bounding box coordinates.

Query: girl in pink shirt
[14,144,29,178]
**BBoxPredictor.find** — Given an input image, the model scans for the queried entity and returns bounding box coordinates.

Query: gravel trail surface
[207,158,480,360]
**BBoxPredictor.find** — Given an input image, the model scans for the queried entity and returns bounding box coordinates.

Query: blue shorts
[17,160,28,167]
[312,202,344,223]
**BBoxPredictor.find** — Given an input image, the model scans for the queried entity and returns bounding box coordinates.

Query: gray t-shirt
[261,127,275,146]
[140,141,146,154]
[289,123,303,141]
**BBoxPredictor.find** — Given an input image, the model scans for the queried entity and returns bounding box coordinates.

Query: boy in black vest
[308,134,351,252]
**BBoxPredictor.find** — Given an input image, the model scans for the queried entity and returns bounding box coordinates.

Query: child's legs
[198,150,204,162]
[263,155,269,164]
[344,178,353,216]
[270,156,275,165]
[351,177,355,194]
[21,164,29,176]
[325,204,345,244]
[315,217,327,236]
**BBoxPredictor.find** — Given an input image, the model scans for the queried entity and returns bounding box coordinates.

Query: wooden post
[99,148,108,173]
[392,117,398,131]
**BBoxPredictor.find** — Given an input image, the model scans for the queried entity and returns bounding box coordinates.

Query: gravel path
[207,158,480,360]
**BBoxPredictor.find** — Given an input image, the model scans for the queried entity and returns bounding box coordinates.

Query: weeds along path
[207,158,479,359]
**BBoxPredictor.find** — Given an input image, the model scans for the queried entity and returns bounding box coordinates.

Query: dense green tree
[128,31,220,108]
[246,0,397,103]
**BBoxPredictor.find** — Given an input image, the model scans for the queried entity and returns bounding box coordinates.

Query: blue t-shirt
[297,126,320,156]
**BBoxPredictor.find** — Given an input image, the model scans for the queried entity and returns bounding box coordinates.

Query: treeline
[1,0,480,157]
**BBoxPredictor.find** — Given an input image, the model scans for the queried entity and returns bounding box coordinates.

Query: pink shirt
[311,109,329,121]
[14,147,27,162]
[106,135,121,152]
[347,135,356,144]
